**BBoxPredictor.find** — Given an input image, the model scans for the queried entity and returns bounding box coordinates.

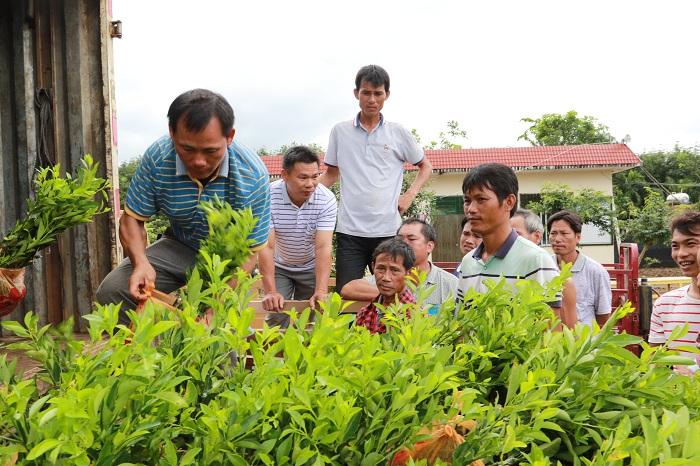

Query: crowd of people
[95,64,700,367]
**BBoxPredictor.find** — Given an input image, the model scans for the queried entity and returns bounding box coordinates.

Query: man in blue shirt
[96,89,270,322]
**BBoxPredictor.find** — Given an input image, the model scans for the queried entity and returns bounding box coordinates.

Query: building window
[435,196,463,215]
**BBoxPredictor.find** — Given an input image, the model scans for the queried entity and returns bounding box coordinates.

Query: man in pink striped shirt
[649,211,700,361]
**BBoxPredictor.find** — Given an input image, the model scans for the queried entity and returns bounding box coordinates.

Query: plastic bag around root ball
[391,418,484,466]
[0,267,26,317]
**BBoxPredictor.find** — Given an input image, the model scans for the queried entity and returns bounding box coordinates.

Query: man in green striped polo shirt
[456,163,562,319]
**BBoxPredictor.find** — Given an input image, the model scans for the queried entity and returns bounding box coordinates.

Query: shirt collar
[175,147,230,178]
[353,112,385,129]
[425,262,438,285]
[472,229,519,261]
[571,251,586,272]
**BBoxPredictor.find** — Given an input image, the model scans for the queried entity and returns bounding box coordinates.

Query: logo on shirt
[384,144,390,152]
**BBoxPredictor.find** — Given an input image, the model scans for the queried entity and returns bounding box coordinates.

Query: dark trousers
[335,232,394,293]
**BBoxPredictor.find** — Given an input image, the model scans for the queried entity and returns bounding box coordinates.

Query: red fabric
[355,287,415,334]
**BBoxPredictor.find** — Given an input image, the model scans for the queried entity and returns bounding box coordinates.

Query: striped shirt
[456,230,561,306]
[269,179,337,272]
[125,135,270,251]
[649,285,700,358]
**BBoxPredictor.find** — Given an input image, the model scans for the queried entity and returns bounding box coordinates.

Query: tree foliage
[613,145,700,212]
[617,188,677,264]
[402,172,437,221]
[257,142,325,157]
[519,110,616,146]
[412,120,468,150]
[527,183,614,233]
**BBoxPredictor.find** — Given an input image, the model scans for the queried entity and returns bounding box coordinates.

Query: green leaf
[26,439,61,460]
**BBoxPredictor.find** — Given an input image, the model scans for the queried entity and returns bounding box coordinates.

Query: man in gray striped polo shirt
[258,146,337,319]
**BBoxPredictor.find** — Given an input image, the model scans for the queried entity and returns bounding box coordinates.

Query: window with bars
[435,196,463,215]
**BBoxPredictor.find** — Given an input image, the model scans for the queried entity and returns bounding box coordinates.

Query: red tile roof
[260,144,640,176]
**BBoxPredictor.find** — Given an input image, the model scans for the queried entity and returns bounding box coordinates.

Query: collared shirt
[355,287,416,334]
[125,135,270,251]
[368,262,458,309]
[456,229,561,306]
[649,285,700,359]
[564,252,612,325]
[325,113,424,237]
[269,179,337,272]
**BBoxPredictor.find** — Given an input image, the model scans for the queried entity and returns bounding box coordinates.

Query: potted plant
[0,155,110,316]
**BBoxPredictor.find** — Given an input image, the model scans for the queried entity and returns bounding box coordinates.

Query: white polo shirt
[269,180,337,272]
[325,113,424,237]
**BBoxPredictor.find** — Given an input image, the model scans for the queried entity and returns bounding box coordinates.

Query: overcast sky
[112,0,700,163]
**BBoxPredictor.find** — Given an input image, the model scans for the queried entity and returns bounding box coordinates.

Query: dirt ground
[639,267,683,278]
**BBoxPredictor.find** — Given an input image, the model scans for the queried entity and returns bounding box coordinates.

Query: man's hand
[398,190,417,214]
[309,291,328,310]
[262,291,285,311]
[129,262,156,301]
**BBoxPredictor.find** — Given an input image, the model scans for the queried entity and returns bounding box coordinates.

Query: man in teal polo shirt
[456,163,562,318]
[96,89,270,323]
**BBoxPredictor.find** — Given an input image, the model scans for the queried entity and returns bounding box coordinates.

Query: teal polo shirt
[456,229,561,306]
[125,135,270,251]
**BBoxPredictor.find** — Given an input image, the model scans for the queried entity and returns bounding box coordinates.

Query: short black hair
[167,89,235,136]
[355,65,390,92]
[372,238,415,271]
[399,217,437,243]
[460,216,470,229]
[462,163,518,217]
[282,145,320,172]
[547,210,583,234]
[670,211,700,236]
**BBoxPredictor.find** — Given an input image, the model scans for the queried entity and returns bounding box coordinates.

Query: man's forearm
[314,246,332,293]
[319,166,339,188]
[341,279,378,301]
[119,214,149,266]
[258,247,276,293]
[406,159,433,196]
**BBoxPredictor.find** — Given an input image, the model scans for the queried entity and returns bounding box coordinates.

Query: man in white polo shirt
[547,210,611,327]
[320,64,433,292]
[259,146,337,320]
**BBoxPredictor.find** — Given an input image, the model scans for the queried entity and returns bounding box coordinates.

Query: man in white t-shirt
[649,211,700,361]
[320,65,432,292]
[259,146,337,318]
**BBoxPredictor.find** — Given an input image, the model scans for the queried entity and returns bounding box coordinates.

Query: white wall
[426,167,619,263]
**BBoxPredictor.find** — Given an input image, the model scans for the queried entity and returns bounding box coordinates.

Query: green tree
[518,110,615,146]
[117,158,140,207]
[613,145,700,212]
[411,120,468,150]
[618,188,675,264]
[257,142,325,157]
[527,183,614,233]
